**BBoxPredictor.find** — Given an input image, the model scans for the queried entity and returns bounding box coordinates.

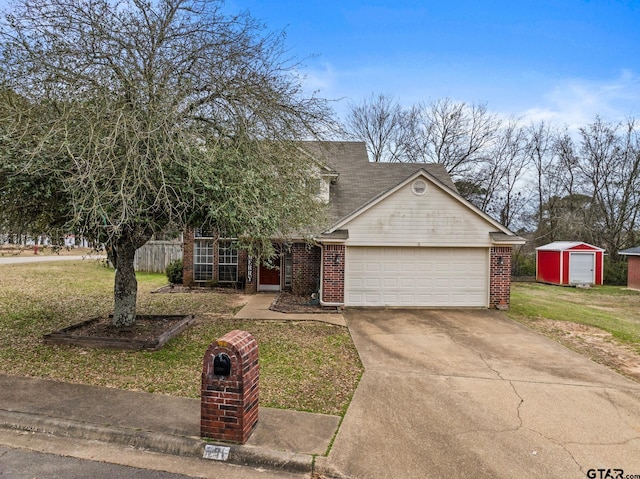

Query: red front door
[259,262,281,290]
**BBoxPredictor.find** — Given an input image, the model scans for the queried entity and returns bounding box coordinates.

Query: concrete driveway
[322,309,640,479]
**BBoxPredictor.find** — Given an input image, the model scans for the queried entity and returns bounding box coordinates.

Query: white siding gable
[306,165,332,203]
[341,177,498,247]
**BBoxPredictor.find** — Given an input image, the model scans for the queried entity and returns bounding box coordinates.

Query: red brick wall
[322,244,345,304]
[183,230,252,290]
[201,330,259,444]
[628,256,640,290]
[490,246,512,309]
[291,243,321,296]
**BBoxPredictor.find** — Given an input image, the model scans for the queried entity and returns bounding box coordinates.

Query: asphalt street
[0,445,196,479]
[0,430,306,479]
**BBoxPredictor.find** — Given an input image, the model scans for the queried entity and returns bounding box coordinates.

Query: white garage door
[345,247,489,307]
[568,252,595,284]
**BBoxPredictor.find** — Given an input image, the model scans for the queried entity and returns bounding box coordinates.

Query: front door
[258,261,281,291]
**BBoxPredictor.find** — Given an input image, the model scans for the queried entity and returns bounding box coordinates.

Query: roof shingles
[300,141,457,225]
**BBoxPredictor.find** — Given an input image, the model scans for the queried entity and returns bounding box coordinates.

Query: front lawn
[506,282,640,381]
[0,261,363,416]
[508,282,640,344]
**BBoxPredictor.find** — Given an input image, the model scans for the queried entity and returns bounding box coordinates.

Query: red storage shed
[536,241,604,286]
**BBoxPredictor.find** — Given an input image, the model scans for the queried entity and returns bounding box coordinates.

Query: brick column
[292,243,321,296]
[322,244,345,304]
[490,246,512,309]
[201,330,259,444]
[182,229,194,286]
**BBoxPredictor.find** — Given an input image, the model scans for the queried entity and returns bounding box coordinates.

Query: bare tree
[411,98,502,180]
[0,0,334,327]
[465,120,529,229]
[345,93,407,162]
[576,117,640,257]
[526,121,555,234]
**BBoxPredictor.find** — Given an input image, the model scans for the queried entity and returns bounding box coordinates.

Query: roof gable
[322,169,523,246]
[299,141,523,246]
[299,142,456,224]
[536,241,604,252]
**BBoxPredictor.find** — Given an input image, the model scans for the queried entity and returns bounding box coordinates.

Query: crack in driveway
[341,309,640,477]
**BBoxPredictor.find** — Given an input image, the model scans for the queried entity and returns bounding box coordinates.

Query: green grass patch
[0,261,363,416]
[507,282,640,345]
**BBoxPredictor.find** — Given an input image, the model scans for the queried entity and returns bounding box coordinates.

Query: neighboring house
[619,246,640,290]
[536,241,605,286]
[182,141,525,309]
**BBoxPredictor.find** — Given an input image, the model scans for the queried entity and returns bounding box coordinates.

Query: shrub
[512,251,536,277]
[604,257,627,286]
[165,259,183,284]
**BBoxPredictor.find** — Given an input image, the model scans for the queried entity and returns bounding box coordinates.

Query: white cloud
[520,71,640,130]
[296,61,338,95]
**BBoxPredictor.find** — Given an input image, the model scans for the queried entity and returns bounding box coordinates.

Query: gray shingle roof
[300,141,457,225]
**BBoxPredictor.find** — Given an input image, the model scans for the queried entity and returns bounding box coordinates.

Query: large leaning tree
[0,0,335,327]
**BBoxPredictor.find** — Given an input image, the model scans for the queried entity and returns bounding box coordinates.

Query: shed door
[344,246,488,307]
[569,252,595,284]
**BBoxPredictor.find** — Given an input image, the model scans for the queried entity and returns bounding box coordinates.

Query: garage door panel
[345,247,488,307]
[384,263,398,273]
[366,263,380,273]
[383,278,398,288]
[365,293,382,303]
[416,263,433,273]
[365,278,380,288]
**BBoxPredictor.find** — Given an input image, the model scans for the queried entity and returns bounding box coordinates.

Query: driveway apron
[326,309,640,479]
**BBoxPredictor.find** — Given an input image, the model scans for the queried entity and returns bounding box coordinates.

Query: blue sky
[2,0,639,128]
[224,0,640,129]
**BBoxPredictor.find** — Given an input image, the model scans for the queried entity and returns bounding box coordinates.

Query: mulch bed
[270,292,341,314]
[152,284,241,294]
[153,285,340,314]
[43,314,195,351]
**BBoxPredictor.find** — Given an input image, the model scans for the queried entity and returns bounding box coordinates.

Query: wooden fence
[134,240,183,273]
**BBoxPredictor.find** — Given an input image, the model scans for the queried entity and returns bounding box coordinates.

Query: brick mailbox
[201,330,259,444]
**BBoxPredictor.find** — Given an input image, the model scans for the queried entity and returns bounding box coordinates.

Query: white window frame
[193,237,214,282]
[218,240,238,283]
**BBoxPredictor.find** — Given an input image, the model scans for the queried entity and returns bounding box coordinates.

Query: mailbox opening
[213,353,231,376]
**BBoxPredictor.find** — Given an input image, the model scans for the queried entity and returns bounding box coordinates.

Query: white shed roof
[535,241,604,252]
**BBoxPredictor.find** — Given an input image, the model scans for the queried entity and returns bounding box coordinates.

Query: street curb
[314,456,349,478]
[0,409,314,474]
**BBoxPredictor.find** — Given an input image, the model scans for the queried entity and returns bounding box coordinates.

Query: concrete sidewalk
[0,254,105,265]
[0,295,347,476]
[0,374,341,475]
[234,293,346,326]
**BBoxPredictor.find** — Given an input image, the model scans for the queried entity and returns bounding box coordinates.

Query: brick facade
[183,231,513,308]
[322,244,345,304]
[201,330,259,444]
[182,228,253,290]
[291,243,321,296]
[490,246,512,309]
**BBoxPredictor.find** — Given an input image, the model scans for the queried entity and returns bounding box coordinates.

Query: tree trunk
[112,239,138,328]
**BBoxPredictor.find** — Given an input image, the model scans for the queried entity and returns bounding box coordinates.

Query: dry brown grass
[0,261,362,416]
